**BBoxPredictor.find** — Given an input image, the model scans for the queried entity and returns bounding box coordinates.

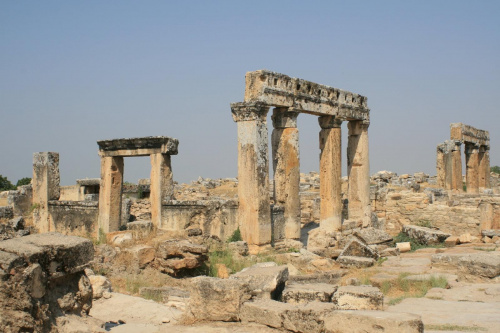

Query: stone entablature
[97,136,179,157]
[450,123,490,148]
[244,70,369,123]
[76,178,100,186]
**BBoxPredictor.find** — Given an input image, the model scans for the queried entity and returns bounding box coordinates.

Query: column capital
[318,116,342,129]
[231,102,269,122]
[465,142,480,154]
[347,119,369,134]
[272,108,299,129]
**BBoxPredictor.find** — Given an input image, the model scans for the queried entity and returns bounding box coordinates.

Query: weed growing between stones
[392,233,445,251]
[384,273,448,305]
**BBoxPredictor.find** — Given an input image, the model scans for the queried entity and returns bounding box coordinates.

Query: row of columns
[232,102,371,248]
[437,140,490,193]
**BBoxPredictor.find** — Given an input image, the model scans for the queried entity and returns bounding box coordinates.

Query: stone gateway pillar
[231,102,272,249]
[271,108,301,240]
[347,120,371,226]
[478,147,490,189]
[465,143,480,194]
[451,141,463,192]
[98,156,124,233]
[318,116,343,232]
[150,153,174,228]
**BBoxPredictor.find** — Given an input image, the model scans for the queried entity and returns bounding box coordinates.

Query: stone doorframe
[97,136,179,233]
[437,123,490,193]
[231,70,372,249]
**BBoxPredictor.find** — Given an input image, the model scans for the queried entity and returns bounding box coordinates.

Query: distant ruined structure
[231,70,371,250]
[437,123,490,193]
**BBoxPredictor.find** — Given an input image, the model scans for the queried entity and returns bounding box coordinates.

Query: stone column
[451,141,463,192]
[98,156,124,233]
[478,146,491,189]
[150,153,174,228]
[318,116,343,231]
[347,120,371,226]
[271,108,300,240]
[437,141,453,190]
[231,102,271,250]
[32,152,60,233]
[465,143,479,193]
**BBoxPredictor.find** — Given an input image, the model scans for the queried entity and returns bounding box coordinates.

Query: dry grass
[425,324,487,332]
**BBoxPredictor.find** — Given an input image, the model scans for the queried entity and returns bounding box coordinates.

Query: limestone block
[185,276,251,322]
[339,238,379,259]
[432,253,500,278]
[353,227,393,245]
[230,262,288,299]
[337,256,375,268]
[125,244,155,269]
[154,239,208,276]
[445,236,460,247]
[483,236,493,243]
[459,233,472,243]
[323,310,424,333]
[380,247,400,257]
[332,285,384,310]
[281,301,338,333]
[482,229,500,237]
[282,283,337,304]
[88,275,112,299]
[107,231,133,246]
[0,206,14,219]
[288,269,347,285]
[240,299,290,328]
[396,242,411,253]
[402,225,451,245]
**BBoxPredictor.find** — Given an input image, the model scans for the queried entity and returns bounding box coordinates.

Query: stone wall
[7,185,33,216]
[59,185,81,201]
[48,201,99,237]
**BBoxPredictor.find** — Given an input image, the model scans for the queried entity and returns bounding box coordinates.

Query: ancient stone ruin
[231,70,371,251]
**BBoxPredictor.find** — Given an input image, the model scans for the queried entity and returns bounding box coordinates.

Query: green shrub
[491,166,500,174]
[392,232,445,252]
[16,177,31,187]
[227,227,242,242]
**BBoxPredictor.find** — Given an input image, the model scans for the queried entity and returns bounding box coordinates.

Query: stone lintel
[97,136,179,157]
[244,70,370,121]
[450,123,489,147]
[231,102,269,122]
[272,108,299,128]
[76,178,100,186]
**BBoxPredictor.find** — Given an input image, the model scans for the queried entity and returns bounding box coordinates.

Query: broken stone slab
[323,310,424,333]
[380,247,400,257]
[337,256,375,268]
[282,283,338,304]
[154,239,208,276]
[185,276,251,322]
[107,231,134,246]
[339,238,379,259]
[444,236,460,247]
[230,262,288,300]
[126,220,153,238]
[125,244,155,269]
[353,227,393,245]
[332,285,384,310]
[88,275,112,299]
[241,299,337,333]
[482,229,500,238]
[0,232,93,276]
[432,253,500,278]
[288,269,347,285]
[402,225,451,245]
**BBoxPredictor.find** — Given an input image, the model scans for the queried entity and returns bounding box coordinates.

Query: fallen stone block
[88,275,112,299]
[282,283,338,304]
[185,276,251,322]
[459,233,472,244]
[240,299,291,328]
[332,285,384,310]
[282,301,338,333]
[402,225,450,245]
[353,227,393,245]
[154,239,208,276]
[481,229,500,238]
[323,310,424,333]
[288,269,347,285]
[432,252,500,278]
[380,247,400,257]
[230,262,288,300]
[125,244,155,269]
[337,256,375,268]
[444,236,460,247]
[396,242,411,252]
[339,238,379,259]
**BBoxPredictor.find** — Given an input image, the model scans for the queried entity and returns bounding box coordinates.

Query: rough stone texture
[380,247,400,257]
[153,239,208,276]
[48,201,99,237]
[97,136,179,157]
[0,233,93,332]
[282,283,337,304]
[288,269,347,285]
[339,238,379,259]
[332,285,384,310]
[228,241,249,256]
[482,229,500,237]
[402,225,451,245]
[323,310,424,333]
[125,244,156,269]
[337,256,375,268]
[127,220,153,238]
[185,276,251,322]
[432,252,500,278]
[353,227,393,245]
[98,156,124,233]
[150,152,174,228]
[88,275,112,299]
[230,262,288,300]
[0,206,14,219]
[7,185,33,216]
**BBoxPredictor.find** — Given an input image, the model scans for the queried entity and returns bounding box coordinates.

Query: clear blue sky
[1,1,499,185]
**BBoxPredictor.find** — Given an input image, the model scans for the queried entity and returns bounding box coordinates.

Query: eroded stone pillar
[32,152,60,233]
[231,102,271,250]
[478,147,490,189]
[150,153,174,228]
[318,116,343,231]
[465,143,480,193]
[451,141,463,192]
[98,156,124,233]
[271,108,300,240]
[437,141,453,190]
[347,120,371,226]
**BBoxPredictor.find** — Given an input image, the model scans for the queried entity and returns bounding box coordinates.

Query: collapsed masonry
[231,70,371,249]
[437,123,490,193]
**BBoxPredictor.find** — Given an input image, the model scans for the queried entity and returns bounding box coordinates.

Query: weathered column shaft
[436,146,446,189]
[150,153,174,228]
[231,102,271,249]
[32,152,60,233]
[98,156,124,233]
[478,148,490,189]
[347,120,371,226]
[451,142,463,192]
[271,108,300,240]
[437,141,453,190]
[318,116,342,231]
[465,144,479,193]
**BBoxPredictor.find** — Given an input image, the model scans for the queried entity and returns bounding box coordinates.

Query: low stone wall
[161,200,238,241]
[48,201,99,237]
[59,185,81,201]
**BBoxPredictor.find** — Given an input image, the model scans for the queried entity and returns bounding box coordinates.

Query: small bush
[416,219,433,228]
[227,227,242,243]
[392,232,445,252]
